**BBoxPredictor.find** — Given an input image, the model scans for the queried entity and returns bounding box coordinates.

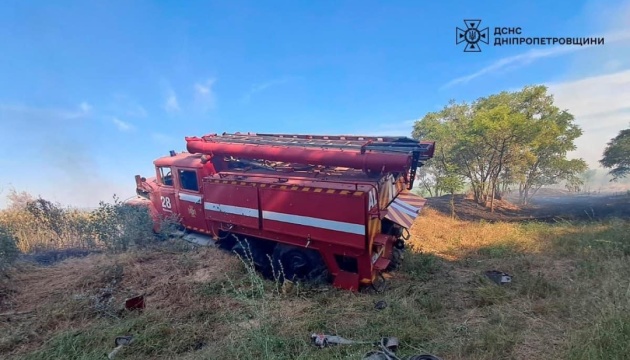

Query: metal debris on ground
[124,294,145,311]
[374,300,388,310]
[485,270,512,285]
[311,333,370,348]
[310,333,443,360]
[107,335,134,359]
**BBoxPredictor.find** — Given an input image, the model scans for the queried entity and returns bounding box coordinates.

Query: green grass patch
[401,251,441,281]
[567,310,630,360]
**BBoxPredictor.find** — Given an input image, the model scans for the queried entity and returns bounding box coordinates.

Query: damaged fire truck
[130,132,435,291]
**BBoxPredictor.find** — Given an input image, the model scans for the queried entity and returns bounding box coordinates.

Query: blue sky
[1,0,629,207]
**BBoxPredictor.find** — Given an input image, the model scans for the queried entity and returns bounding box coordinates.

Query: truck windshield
[158,166,173,186]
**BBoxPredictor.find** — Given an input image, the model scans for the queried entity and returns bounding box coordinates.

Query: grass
[1,200,629,359]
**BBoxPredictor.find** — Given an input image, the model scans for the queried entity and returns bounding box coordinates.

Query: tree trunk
[522,187,530,205]
[490,181,495,213]
[450,192,455,219]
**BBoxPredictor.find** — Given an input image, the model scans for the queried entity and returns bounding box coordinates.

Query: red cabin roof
[153,152,204,168]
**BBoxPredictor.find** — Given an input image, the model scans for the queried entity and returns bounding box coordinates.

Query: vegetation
[600,126,630,181]
[0,190,629,359]
[413,85,588,208]
[0,225,19,272]
[0,189,175,254]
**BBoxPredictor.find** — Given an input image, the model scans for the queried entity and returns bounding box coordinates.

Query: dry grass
[0,207,91,253]
[1,203,629,359]
[0,195,167,254]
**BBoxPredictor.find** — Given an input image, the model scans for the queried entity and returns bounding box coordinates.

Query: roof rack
[199,132,435,160]
[186,132,435,189]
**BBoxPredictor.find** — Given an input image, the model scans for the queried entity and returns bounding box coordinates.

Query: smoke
[0,103,133,209]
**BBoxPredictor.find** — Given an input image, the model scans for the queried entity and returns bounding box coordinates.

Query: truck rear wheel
[271,244,326,283]
[231,237,274,271]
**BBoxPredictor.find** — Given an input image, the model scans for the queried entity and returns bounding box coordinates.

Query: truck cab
[150,152,213,232]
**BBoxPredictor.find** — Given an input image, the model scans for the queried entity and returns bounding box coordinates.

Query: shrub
[0,224,19,271]
[0,193,167,254]
[89,196,160,252]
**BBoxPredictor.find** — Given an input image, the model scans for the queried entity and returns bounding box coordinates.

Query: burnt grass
[1,194,630,359]
[426,192,630,222]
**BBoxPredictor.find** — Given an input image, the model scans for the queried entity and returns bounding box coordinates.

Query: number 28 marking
[160,196,172,209]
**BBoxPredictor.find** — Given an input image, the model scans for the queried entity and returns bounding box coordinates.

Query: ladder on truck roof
[201,132,436,161]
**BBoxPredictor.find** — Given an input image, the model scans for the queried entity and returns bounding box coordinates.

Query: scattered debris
[363,337,399,359]
[485,270,512,285]
[108,335,134,359]
[124,294,145,311]
[311,333,369,348]
[311,333,442,360]
[374,300,388,310]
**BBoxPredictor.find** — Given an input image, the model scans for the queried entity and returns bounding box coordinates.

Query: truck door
[156,166,179,216]
[175,168,207,231]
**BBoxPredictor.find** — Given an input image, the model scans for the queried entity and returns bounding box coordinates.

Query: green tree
[600,127,630,181]
[413,99,470,199]
[412,85,587,208]
[436,164,465,218]
[457,102,533,210]
[512,87,587,204]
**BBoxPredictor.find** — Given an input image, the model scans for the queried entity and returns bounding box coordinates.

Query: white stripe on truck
[179,193,203,204]
[203,202,365,235]
[262,210,365,235]
[204,202,259,217]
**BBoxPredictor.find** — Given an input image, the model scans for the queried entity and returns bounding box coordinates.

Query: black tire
[230,237,277,274]
[271,245,326,283]
[405,355,443,360]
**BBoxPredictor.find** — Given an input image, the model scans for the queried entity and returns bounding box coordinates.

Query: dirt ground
[425,191,630,222]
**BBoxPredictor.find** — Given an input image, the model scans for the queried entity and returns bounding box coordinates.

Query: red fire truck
[131,132,435,291]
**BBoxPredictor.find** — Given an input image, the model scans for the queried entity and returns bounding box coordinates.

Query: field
[1,192,630,359]
[427,189,630,222]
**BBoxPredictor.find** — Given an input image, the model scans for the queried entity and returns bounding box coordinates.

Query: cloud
[195,83,211,95]
[547,69,630,168]
[443,29,630,89]
[79,102,92,113]
[0,102,92,121]
[0,102,131,208]
[194,78,216,111]
[111,117,133,132]
[164,89,180,112]
[443,47,582,89]
[242,77,294,103]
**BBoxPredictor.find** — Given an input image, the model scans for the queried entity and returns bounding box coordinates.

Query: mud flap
[333,271,360,291]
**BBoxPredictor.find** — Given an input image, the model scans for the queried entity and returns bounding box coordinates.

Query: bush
[0,224,19,271]
[0,197,95,252]
[0,193,168,254]
[89,196,158,252]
